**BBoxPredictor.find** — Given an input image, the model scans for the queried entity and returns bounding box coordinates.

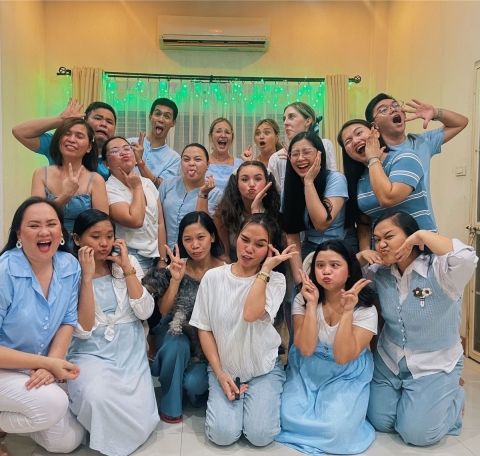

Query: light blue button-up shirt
[0,249,80,356]
[160,176,222,248]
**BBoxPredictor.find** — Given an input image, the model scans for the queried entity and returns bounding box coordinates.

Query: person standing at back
[12,99,117,180]
[130,98,181,187]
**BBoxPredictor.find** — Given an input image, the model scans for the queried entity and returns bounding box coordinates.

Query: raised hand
[165,244,187,282]
[395,231,425,263]
[365,128,385,161]
[60,98,84,121]
[78,246,96,280]
[340,278,371,313]
[357,249,383,266]
[251,181,272,214]
[299,269,319,305]
[120,168,142,190]
[262,243,298,273]
[304,151,321,185]
[241,145,254,161]
[62,163,84,197]
[198,175,216,197]
[403,99,436,129]
[25,368,55,390]
[217,371,248,401]
[107,238,132,271]
[132,131,145,162]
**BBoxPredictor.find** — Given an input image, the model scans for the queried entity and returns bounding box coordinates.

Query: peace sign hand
[298,269,319,306]
[132,131,145,162]
[63,163,84,197]
[166,244,187,282]
[241,145,254,161]
[340,278,371,313]
[262,243,298,273]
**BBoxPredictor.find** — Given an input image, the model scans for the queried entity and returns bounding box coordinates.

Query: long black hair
[282,131,331,233]
[218,160,280,236]
[309,239,377,309]
[1,197,69,255]
[177,211,223,259]
[337,119,389,229]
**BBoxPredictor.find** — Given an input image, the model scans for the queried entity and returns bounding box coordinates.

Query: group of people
[0,92,476,456]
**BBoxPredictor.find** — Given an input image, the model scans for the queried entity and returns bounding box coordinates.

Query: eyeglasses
[290,148,316,160]
[374,101,404,117]
[107,145,133,156]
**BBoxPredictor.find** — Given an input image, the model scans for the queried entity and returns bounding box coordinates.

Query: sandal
[160,412,182,424]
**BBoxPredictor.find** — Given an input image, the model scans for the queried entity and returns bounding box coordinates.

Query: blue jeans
[205,360,286,447]
[367,351,464,446]
[152,319,208,417]
[127,248,155,274]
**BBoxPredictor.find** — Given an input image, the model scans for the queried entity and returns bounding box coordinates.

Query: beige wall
[385,1,479,241]
[0,1,47,243]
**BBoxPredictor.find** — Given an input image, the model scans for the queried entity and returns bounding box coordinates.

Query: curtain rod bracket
[57,66,71,76]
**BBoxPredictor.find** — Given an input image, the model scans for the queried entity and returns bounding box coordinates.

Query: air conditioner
[158,16,269,52]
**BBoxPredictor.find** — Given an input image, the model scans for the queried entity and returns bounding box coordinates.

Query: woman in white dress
[68,209,159,456]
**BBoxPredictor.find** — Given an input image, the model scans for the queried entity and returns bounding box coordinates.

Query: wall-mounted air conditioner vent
[158,16,269,52]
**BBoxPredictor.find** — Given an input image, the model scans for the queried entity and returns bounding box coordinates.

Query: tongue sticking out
[187,169,196,177]
[155,126,163,135]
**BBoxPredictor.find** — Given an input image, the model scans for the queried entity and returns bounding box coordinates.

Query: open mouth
[95,129,108,137]
[355,144,366,155]
[392,114,402,124]
[155,125,164,135]
[259,140,266,147]
[37,241,52,252]
[217,140,228,148]
[186,169,197,177]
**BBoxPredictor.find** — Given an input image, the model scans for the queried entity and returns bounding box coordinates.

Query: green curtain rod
[56,67,361,84]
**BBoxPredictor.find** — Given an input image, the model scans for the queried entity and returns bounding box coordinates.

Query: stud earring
[16,239,23,249]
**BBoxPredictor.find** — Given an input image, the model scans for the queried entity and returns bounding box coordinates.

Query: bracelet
[433,108,443,121]
[123,266,136,277]
[158,256,168,263]
[256,271,270,284]
[198,192,208,199]
[367,157,381,169]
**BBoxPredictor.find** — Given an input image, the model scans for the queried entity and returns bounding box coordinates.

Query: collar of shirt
[8,248,78,279]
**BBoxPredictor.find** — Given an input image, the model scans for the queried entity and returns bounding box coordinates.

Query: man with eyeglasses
[365,93,468,226]
[12,99,117,180]
[129,97,181,188]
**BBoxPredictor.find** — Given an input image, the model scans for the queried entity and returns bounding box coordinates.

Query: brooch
[412,287,432,307]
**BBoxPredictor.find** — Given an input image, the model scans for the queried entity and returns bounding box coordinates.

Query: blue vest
[374,263,460,351]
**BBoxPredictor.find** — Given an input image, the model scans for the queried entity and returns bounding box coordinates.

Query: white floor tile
[3,358,480,456]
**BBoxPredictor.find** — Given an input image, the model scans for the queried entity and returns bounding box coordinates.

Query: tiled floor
[4,358,480,456]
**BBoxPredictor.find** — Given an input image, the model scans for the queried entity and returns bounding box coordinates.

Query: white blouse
[190,264,286,382]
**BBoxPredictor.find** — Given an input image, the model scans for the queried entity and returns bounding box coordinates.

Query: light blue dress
[44,167,93,233]
[276,343,375,455]
[207,157,243,192]
[67,276,158,456]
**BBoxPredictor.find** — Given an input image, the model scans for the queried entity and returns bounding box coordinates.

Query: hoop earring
[60,237,65,246]
[16,239,22,249]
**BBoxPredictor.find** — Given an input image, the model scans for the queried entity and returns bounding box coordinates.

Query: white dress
[67,258,159,456]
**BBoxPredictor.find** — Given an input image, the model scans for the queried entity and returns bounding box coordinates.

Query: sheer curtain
[72,67,102,108]
[104,77,326,156]
[325,74,349,172]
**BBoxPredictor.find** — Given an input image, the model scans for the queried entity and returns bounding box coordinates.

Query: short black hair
[149,98,178,120]
[85,101,117,123]
[365,93,394,123]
